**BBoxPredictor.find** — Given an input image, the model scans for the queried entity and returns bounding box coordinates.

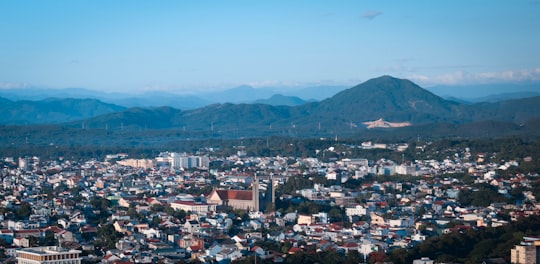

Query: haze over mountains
[1,76,540,144]
[1,79,539,110]
[0,84,344,109]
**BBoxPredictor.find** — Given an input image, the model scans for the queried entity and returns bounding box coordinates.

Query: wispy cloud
[361,10,382,20]
[0,82,30,89]
[408,68,540,86]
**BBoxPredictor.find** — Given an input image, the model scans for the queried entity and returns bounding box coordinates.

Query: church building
[207,181,260,211]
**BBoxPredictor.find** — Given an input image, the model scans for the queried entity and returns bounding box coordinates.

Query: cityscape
[1,138,539,263]
[1,1,540,264]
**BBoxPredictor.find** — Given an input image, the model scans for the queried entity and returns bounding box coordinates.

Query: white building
[346,205,368,220]
[171,153,210,169]
[170,201,216,214]
[17,247,82,264]
[413,257,434,264]
[395,164,416,175]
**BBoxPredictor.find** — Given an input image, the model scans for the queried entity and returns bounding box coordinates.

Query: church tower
[253,176,260,212]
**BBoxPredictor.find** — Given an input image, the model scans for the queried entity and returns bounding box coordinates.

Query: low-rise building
[16,246,82,264]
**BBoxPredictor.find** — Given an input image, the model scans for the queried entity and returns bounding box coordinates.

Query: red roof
[343,242,358,248]
[214,189,253,201]
[189,245,202,252]
[251,246,261,251]
[289,247,302,254]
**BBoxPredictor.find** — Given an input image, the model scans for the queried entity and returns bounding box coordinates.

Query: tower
[253,176,260,212]
[271,175,276,207]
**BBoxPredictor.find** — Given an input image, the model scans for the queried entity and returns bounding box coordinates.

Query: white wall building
[17,247,82,264]
[346,205,368,220]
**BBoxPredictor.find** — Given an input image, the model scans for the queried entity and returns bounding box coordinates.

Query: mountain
[253,94,307,106]
[0,87,107,101]
[201,85,277,104]
[0,87,207,109]
[0,97,126,125]
[468,96,540,124]
[466,91,540,103]
[4,76,540,143]
[288,85,348,101]
[427,82,540,99]
[307,75,466,126]
[107,92,211,109]
[74,106,184,130]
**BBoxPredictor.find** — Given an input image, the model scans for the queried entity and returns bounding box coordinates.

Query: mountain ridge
[2,76,540,142]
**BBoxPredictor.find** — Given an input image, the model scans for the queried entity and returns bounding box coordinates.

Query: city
[1,139,539,263]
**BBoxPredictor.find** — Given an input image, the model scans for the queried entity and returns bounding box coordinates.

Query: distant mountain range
[427,82,540,103]
[0,84,344,109]
[1,80,538,110]
[1,76,540,145]
[253,94,308,106]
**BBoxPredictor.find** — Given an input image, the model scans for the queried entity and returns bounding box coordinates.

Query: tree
[43,230,57,246]
[16,202,32,220]
[96,223,123,250]
[328,206,345,223]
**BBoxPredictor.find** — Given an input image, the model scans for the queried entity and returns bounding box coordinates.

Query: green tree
[96,223,123,250]
[16,202,32,220]
[43,230,57,246]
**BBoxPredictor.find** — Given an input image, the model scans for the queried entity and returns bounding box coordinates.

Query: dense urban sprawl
[1,140,539,264]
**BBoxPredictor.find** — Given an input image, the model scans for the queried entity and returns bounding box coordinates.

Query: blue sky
[0,0,539,93]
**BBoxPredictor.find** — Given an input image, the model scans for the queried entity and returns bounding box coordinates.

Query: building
[116,159,155,169]
[346,205,368,221]
[170,201,216,214]
[511,239,540,264]
[16,246,82,264]
[170,153,210,169]
[412,257,434,264]
[207,180,260,211]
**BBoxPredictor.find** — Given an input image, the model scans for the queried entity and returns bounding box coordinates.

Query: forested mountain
[253,94,308,106]
[2,76,540,143]
[0,97,125,125]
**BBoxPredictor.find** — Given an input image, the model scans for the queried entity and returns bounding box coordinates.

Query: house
[0,229,14,243]
[184,220,200,234]
[13,237,30,247]
[14,229,41,238]
[215,248,242,262]
[178,235,204,249]
[297,215,312,225]
[102,253,122,264]
[251,245,265,256]
[370,212,385,226]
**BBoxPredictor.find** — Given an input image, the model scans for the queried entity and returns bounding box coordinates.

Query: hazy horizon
[1,1,539,95]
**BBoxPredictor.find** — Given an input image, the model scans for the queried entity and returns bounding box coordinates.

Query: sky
[0,0,539,93]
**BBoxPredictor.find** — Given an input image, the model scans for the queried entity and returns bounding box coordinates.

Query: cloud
[408,68,540,86]
[0,82,30,89]
[361,10,382,20]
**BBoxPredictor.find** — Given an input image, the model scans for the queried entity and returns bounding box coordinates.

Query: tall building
[170,153,210,169]
[16,246,82,264]
[511,237,540,264]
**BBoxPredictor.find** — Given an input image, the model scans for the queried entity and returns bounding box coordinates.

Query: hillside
[3,76,540,144]
[309,75,466,125]
[253,94,307,106]
[0,97,125,125]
